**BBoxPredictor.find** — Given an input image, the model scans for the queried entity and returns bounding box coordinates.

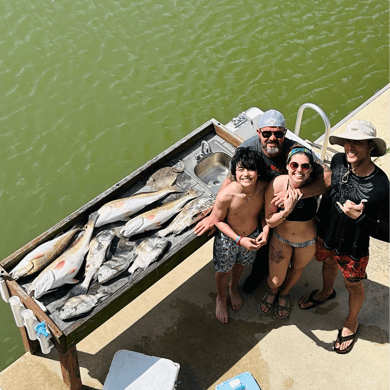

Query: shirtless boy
[212,147,270,323]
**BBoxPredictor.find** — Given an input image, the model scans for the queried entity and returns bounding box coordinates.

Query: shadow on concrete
[39,254,389,389]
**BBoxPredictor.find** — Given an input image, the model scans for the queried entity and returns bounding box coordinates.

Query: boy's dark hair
[230,147,264,177]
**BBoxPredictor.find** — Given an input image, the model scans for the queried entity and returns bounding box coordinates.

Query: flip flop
[334,326,359,354]
[298,289,336,310]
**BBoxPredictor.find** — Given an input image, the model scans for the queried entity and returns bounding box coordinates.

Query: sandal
[299,289,336,310]
[258,287,278,315]
[275,293,291,319]
[334,327,359,354]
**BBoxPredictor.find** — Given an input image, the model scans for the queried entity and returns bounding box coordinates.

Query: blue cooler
[216,372,261,390]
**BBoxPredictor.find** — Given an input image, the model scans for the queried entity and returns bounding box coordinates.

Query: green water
[0,0,388,371]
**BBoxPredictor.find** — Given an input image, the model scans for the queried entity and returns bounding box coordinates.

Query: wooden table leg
[58,345,82,390]
[20,326,40,354]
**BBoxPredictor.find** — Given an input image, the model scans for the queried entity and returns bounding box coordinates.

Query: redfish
[120,189,199,238]
[10,227,81,280]
[27,212,98,299]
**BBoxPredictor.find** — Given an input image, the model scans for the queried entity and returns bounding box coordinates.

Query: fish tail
[187,188,200,197]
[157,229,168,237]
[128,263,136,275]
[89,211,99,224]
[169,184,184,192]
[68,283,88,297]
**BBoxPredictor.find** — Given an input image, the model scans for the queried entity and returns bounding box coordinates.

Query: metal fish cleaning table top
[0,119,241,390]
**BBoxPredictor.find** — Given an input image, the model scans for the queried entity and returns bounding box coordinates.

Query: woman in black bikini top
[259,146,322,319]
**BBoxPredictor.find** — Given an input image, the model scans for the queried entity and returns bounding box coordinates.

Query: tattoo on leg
[270,243,284,264]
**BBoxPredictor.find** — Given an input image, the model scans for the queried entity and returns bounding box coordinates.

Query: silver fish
[97,239,137,283]
[128,236,169,275]
[157,196,215,237]
[10,227,82,280]
[120,189,199,238]
[28,212,98,299]
[145,160,185,189]
[59,292,108,320]
[95,185,183,228]
[69,230,115,296]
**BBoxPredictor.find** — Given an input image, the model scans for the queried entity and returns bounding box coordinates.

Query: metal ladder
[293,103,331,161]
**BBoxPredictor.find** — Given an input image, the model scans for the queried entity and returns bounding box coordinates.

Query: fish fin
[67,279,79,284]
[65,266,79,277]
[55,260,67,270]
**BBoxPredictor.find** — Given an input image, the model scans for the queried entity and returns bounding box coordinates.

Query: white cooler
[103,350,180,390]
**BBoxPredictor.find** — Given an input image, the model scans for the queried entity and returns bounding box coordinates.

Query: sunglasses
[260,130,286,139]
[289,162,311,172]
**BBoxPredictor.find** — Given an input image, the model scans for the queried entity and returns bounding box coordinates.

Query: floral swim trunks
[212,227,260,273]
[315,236,368,283]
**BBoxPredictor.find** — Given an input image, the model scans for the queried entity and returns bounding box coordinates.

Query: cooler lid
[103,350,180,390]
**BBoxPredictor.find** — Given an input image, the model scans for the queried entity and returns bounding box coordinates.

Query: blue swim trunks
[212,227,260,273]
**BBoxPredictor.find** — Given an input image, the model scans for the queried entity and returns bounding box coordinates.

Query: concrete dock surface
[0,87,388,390]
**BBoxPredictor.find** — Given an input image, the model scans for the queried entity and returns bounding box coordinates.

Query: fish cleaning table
[0,119,242,390]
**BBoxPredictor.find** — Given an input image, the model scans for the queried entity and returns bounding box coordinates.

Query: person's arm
[193,174,235,236]
[337,196,390,243]
[271,162,331,206]
[265,179,282,228]
[265,178,301,228]
[255,209,270,247]
[364,197,389,242]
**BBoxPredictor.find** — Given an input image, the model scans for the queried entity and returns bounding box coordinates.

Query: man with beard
[194,109,331,293]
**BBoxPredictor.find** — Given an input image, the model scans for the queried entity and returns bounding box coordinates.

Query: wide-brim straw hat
[329,120,387,157]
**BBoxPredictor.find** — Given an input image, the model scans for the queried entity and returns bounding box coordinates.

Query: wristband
[235,236,242,245]
[237,236,243,246]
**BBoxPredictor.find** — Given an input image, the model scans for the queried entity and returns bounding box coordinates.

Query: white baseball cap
[258,109,286,130]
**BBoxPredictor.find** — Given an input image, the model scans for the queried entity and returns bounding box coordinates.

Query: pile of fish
[9,162,215,320]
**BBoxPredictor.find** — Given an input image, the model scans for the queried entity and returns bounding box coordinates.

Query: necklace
[341,162,374,183]
[236,182,255,202]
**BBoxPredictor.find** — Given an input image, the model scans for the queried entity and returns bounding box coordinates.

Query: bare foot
[229,285,242,311]
[334,321,359,352]
[216,295,229,324]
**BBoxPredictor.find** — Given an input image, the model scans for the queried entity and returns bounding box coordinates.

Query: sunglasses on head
[289,162,311,172]
[260,130,286,139]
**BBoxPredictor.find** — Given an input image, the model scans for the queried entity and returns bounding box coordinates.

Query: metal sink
[194,152,231,193]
